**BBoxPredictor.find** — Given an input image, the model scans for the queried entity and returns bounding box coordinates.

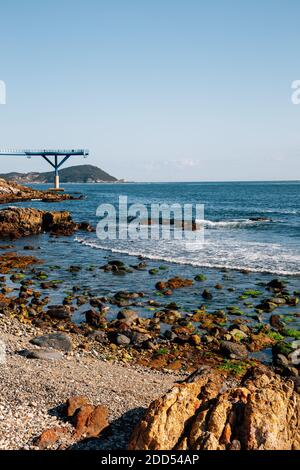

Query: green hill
[0,164,118,183]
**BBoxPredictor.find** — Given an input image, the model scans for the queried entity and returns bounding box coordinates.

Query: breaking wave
[74,236,300,277]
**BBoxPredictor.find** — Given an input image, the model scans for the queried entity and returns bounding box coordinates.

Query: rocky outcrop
[128,366,300,450]
[0,178,81,204]
[0,207,94,239]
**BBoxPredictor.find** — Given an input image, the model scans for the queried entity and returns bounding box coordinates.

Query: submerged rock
[267,279,285,291]
[155,277,193,291]
[202,289,213,300]
[270,314,285,330]
[46,305,72,320]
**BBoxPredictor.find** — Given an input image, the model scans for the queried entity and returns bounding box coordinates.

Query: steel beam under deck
[0,149,89,190]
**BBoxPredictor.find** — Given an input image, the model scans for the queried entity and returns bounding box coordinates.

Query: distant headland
[0,164,122,184]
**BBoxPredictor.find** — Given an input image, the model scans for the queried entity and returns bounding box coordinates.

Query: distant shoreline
[28,179,299,185]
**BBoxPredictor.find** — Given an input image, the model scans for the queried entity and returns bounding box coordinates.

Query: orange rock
[0,252,39,274]
[220,422,232,445]
[73,404,94,436]
[66,395,89,417]
[35,426,69,450]
[129,366,300,451]
[232,387,250,402]
[167,277,193,289]
[155,281,167,291]
[85,405,109,438]
[163,290,173,296]
[0,293,10,304]
[129,380,204,450]
[155,277,193,291]
[248,333,275,352]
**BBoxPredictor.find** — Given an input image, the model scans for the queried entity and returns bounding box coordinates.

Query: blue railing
[0,148,89,156]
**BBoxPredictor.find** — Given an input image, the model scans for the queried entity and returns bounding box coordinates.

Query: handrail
[0,148,89,156]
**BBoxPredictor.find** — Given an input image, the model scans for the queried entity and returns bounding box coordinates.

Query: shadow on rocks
[67,407,146,450]
[48,403,69,422]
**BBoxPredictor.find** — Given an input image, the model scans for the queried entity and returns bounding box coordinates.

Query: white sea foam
[200,218,270,229]
[74,236,300,276]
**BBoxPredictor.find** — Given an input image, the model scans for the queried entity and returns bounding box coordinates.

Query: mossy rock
[218,359,249,376]
[281,328,300,340]
[149,268,159,275]
[267,331,284,342]
[154,347,169,356]
[227,306,244,316]
[272,341,293,356]
[286,296,299,306]
[243,290,262,297]
[10,273,26,282]
[194,274,207,282]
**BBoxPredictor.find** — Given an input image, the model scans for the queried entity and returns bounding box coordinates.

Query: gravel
[0,315,182,450]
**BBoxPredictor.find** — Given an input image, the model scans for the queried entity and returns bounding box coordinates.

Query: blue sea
[17,180,299,275]
[4,181,299,361]
[72,181,300,276]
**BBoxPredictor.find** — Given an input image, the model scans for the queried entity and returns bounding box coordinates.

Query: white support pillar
[54,174,60,190]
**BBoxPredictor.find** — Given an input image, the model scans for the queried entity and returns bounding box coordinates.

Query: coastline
[0,183,299,450]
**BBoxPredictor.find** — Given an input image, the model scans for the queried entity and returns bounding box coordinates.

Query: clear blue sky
[0,0,299,181]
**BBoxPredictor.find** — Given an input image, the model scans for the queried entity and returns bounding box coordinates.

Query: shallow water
[1,181,299,363]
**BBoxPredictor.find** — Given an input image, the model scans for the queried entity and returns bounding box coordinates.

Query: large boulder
[0,207,44,238]
[128,366,300,450]
[0,207,77,239]
[30,332,72,352]
[0,207,93,239]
